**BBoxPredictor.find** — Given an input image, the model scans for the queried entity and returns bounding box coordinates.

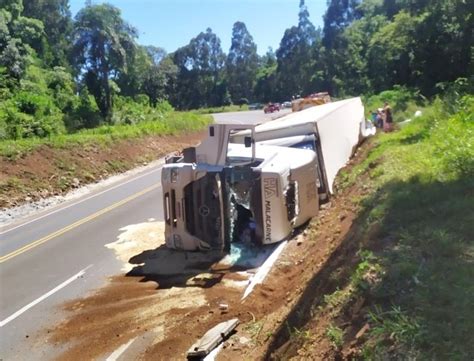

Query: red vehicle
[264,102,280,113]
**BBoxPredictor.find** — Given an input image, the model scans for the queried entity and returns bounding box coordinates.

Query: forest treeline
[0,0,472,140]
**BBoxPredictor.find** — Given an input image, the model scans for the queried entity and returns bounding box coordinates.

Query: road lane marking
[0,265,93,327]
[106,337,137,361]
[0,184,160,264]
[241,241,287,300]
[0,164,163,235]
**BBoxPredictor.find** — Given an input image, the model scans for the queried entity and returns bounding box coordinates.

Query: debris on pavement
[187,318,239,358]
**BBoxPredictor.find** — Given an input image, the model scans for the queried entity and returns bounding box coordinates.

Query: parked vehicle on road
[292,92,331,112]
[248,103,263,110]
[263,103,280,113]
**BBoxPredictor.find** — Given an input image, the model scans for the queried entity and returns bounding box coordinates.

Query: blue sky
[69,0,328,55]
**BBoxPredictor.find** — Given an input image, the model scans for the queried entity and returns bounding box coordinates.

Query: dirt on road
[36,140,374,360]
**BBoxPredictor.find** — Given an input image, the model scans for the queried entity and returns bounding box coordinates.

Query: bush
[111,97,174,126]
[66,88,102,131]
[237,97,249,106]
[363,86,422,119]
[436,77,474,114]
[155,100,174,113]
[431,95,474,177]
[0,91,65,139]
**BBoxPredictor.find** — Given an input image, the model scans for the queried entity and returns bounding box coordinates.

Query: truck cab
[162,124,319,252]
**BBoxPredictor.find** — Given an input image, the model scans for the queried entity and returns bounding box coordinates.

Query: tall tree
[115,44,151,98]
[276,0,319,99]
[254,47,277,102]
[322,0,361,49]
[71,4,137,118]
[226,21,258,103]
[411,0,473,94]
[173,28,225,109]
[142,49,178,107]
[22,0,72,67]
[0,0,44,82]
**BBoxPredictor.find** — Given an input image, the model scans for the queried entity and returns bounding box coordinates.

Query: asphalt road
[0,108,289,360]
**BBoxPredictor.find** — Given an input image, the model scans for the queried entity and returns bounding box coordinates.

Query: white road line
[242,241,287,300]
[0,164,163,235]
[105,337,136,361]
[0,264,93,327]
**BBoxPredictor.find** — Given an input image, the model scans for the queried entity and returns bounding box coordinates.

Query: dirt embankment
[0,132,205,209]
[33,137,376,360]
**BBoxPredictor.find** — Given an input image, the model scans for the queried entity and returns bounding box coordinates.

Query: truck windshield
[223,165,262,245]
[182,163,263,250]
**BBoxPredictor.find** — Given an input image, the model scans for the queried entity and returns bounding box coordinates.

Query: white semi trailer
[162,97,370,252]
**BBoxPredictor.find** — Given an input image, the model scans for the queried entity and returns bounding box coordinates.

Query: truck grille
[184,174,223,250]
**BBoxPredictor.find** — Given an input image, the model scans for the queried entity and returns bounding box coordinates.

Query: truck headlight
[170,168,178,183]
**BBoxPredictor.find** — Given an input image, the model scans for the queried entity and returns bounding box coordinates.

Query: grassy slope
[350,96,474,359]
[0,112,211,207]
[190,104,250,114]
[285,95,473,359]
[0,112,212,159]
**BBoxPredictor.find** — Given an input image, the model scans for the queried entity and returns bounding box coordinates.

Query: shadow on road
[126,242,280,290]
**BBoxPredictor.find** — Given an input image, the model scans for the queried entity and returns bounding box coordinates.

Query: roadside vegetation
[191,104,250,114]
[1,0,470,145]
[276,86,474,359]
[0,109,211,159]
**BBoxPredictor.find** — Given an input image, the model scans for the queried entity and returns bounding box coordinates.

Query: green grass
[344,94,474,359]
[191,104,249,114]
[244,319,264,344]
[326,324,344,349]
[0,111,212,159]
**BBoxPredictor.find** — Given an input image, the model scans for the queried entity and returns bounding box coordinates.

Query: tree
[115,45,151,98]
[329,13,387,95]
[254,47,277,102]
[22,0,73,67]
[322,0,361,49]
[275,0,319,99]
[411,0,473,94]
[226,21,258,103]
[71,4,137,118]
[143,53,178,107]
[173,28,225,109]
[367,11,421,92]
[0,0,44,82]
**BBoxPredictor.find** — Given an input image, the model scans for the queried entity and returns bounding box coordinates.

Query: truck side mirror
[244,136,252,148]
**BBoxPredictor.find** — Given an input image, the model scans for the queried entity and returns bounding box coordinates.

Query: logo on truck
[264,178,278,198]
[263,178,278,242]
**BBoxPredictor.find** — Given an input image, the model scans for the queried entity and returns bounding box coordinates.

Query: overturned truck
[162,97,370,252]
